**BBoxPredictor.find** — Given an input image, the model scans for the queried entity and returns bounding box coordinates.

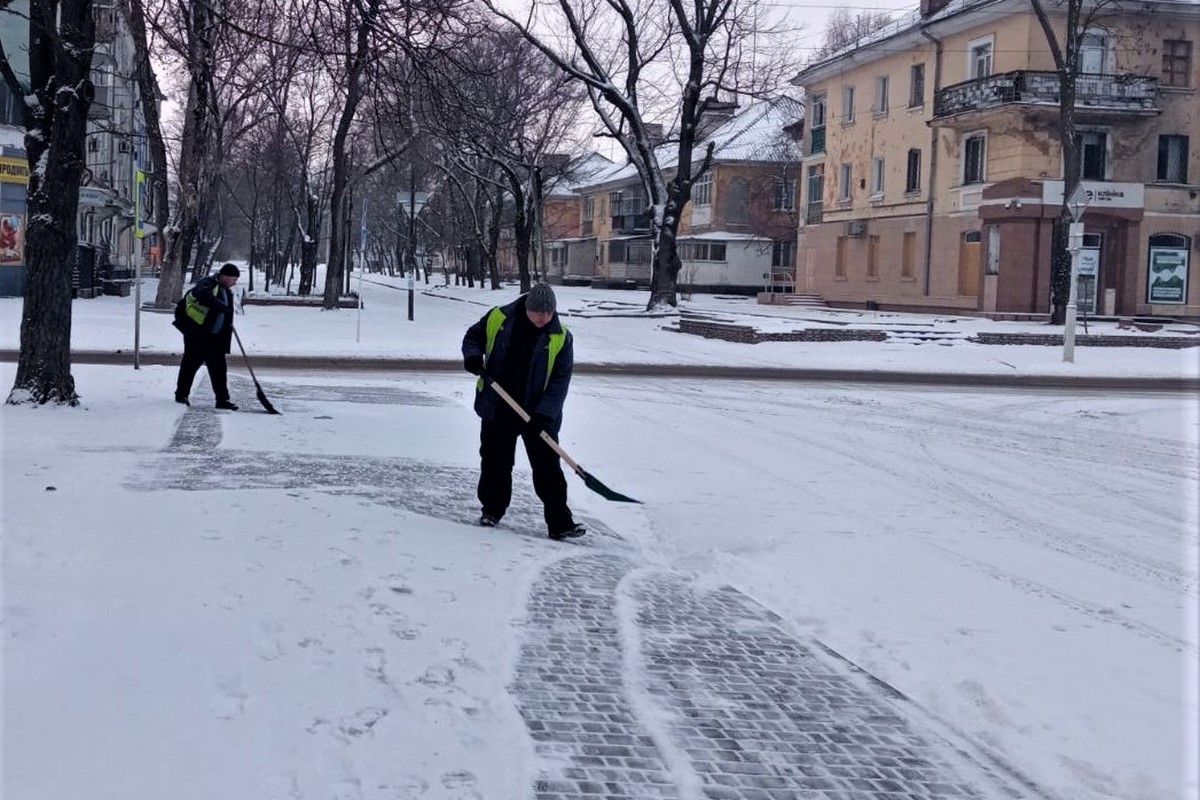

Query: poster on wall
[0,213,24,264]
[1147,247,1189,304]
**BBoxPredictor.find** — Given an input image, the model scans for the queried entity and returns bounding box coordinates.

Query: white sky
[2,275,1198,800]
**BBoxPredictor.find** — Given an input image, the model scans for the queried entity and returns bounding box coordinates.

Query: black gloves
[526,413,554,438]
[464,354,484,375]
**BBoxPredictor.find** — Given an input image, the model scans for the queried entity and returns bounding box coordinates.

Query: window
[806,164,824,223]
[693,173,712,206]
[969,37,993,79]
[681,241,727,262]
[909,64,925,108]
[1080,30,1109,74]
[810,93,827,154]
[870,157,885,197]
[901,231,917,278]
[610,240,652,263]
[724,177,749,224]
[866,236,880,278]
[835,237,848,279]
[773,177,795,211]
[963,134,986,185]
[772,240,795,269]
[608,191,622,213]
[905,148,922,193]
[874,76,889,114]
[549,246,567,271]
[582,196,594,234]
[1157,135,1189,183]
[1163,40,1192,87]
[838,163,852,201]
[1076,131,1108,180]
[842,86,855,124]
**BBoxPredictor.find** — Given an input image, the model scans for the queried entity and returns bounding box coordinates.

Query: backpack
[172,293,191,333]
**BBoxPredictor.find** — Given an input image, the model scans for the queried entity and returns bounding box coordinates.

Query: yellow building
[792,0,1199,317]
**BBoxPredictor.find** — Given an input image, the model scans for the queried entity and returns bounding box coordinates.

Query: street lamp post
[1062,184,1090,364]
[397,188,427,321]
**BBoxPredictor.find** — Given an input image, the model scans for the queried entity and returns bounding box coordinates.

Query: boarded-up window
[835,237,848,279]
[901,232,917,278]
[867,236,880,278]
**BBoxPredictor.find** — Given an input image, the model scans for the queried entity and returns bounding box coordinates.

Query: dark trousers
[478,418,574,534]
[176,335,230,403]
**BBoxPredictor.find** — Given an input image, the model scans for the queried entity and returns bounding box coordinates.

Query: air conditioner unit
[846,220,868,238]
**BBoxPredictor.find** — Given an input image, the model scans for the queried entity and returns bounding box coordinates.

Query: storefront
[0,150,27,296]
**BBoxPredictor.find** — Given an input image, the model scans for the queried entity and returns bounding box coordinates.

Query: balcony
[933,71,1159,127]
[610,214,650,235]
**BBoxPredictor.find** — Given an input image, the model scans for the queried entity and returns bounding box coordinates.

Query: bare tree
[1029,0,1116,324]
[0,0,96,405]
[810,7,893,61]
[126,0,171,286]
[425,26,583,292]
[489,0,796,310]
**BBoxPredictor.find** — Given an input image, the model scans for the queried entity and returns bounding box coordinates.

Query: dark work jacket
[178,276,235,353]
[461,297,573,431]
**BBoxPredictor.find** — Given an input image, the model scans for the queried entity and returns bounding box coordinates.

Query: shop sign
[1147,247,1189,304]
[0,156,29,185]
[1043,181,1144,210]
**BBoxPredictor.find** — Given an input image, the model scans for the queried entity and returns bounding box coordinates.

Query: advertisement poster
[0,213,24,264]
[1146,247,1189,304]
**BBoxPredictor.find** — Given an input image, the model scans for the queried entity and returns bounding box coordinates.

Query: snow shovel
[486,378,640,504]
[232,328,280,415]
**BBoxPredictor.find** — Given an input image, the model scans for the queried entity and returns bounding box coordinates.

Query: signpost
[1062,185,1089,363]
[398,189,427,322]
[356,202,367,343]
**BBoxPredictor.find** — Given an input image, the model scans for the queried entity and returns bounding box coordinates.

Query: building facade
[0,0,150,297]
[570,97,804,294]
[793,0,1200,317]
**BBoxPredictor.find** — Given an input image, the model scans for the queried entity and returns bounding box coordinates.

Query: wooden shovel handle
[486,379,583,475]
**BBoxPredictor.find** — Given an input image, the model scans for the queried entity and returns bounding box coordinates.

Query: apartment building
[0,0,150,297]
[573,97,804,293]
[792,0,1199,317]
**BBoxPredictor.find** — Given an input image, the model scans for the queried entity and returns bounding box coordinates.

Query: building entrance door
[958,230,982,297]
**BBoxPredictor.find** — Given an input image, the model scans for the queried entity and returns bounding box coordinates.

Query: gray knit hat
[526,283,556,313]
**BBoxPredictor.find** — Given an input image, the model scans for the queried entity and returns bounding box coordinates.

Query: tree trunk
[154,0,215,305]
[7,0,95,405]
[1050,82,1079,325]
[127,0,170,306]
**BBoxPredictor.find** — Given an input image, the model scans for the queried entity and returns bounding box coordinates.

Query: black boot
[549,523,586,541]
[215,400,239,411]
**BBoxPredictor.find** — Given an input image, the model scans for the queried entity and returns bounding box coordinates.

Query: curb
[1,350,1196,392]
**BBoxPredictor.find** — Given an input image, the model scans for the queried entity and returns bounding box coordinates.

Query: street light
[397,188,427,321]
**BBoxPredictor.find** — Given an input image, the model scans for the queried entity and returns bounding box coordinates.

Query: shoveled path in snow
[157,377,1049,799]
[512,554,1044,800]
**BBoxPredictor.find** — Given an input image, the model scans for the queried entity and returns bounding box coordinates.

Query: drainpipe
[919,25,943,297]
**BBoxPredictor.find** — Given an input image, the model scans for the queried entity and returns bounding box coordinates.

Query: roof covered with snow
[575,97,805,192]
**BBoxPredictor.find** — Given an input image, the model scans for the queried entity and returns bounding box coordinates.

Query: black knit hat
[526,283,556,313]
[218,263,241,278]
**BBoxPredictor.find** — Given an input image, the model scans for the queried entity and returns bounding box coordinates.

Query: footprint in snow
[440,771,476,789]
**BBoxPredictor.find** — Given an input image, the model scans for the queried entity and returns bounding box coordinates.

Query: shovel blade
[579,467,640,504]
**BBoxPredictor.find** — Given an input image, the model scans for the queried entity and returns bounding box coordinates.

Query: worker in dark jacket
[462,283,584,540]
[174,262,240,410]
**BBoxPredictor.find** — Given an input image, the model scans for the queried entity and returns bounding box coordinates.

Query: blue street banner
[359,202,368,252]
